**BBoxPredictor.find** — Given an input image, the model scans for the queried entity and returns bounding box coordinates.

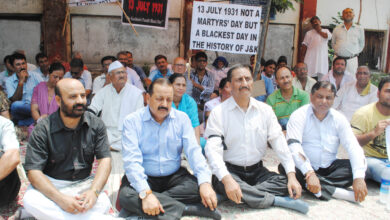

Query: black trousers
[213,162,289,209]
[119,167,201,220]
[278,159,354,200]
[0,163,21,207]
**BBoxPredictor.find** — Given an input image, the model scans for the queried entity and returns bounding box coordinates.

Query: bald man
[173,57,193,96]
[23,79,113,219]
[266,67,309,130]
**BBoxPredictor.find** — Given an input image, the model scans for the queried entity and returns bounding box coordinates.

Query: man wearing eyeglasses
[88,60,144,204]
[172,57,193,96]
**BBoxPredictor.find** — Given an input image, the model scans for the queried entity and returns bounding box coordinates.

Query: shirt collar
[307,104,334,121]
[142,106,176,122]
[226,96,259,112]
[50,110,90,133]
[360,82,371,96]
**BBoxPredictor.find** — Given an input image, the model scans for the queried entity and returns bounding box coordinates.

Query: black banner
[122,0,169,29]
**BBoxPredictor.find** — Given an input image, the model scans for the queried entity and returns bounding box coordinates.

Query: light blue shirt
[149,69,173,82]
[122,106,211,193]
[172,93,200,128]
[5,71,43,102]
[32,68,49,82]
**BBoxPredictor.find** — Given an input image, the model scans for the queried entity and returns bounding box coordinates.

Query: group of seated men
[0,45,388,220]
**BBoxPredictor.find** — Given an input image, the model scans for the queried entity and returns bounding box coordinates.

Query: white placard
[190,1,262,54]
[68,0,116,7]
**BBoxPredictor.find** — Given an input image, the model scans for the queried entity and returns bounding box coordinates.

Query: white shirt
[27,63,37,71]
[0,116,19,152]
[332,24,365,57]
[33,68,49,82]
[205,97,295,180]
[321,70,355,90]
[303,29,332,77]
[292,76,317,93]
[126,67,145,92]
[210,67,229,89]
[286,104,366,179]
[0,70,8,90]
[89,83,143,150]
[333,82,378,121]
[92,74,107,95]
[64,70,93,90]
[204,96,221,113]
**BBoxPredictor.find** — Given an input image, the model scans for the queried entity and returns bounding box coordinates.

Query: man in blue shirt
[148,55,173,83]
[119,78,221,220]
[5,53,43,126]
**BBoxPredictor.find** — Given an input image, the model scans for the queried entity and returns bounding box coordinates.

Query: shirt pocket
[49,152,65,164]
[323,136,339,154]
[166,136,182,160]
[82,145,95,164]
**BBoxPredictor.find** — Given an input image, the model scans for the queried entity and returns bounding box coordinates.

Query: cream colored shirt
[292,76,317,93]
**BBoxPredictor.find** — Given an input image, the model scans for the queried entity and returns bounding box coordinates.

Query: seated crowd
[0,9,388,220]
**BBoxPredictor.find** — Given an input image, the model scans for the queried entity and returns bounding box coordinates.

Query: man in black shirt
[23,78,112,219]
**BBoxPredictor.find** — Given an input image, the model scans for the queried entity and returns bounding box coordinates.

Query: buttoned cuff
[132,179,150,194]
[215,166,230,181]
[353,169,366,179]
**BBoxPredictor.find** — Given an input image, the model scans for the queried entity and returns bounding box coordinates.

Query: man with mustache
[119,78,221,220]
[205,65,309,214]
[321,57,355,91]
[266,67,309,130]
[88,61,144,203]
[23,78,113,219]
[283,81,367,202]
[5,53,43,126]
[332,8,365,76]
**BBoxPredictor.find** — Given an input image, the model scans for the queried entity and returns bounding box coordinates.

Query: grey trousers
[119,167,201,220]
[213,161,289,209]
[278,159,354,200]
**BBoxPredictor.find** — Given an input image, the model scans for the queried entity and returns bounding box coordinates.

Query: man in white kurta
[89,61,144,204]
[333,66,378,121]
[301,16,331,79]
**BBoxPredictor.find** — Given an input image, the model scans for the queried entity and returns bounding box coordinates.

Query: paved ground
[182,147,389,219]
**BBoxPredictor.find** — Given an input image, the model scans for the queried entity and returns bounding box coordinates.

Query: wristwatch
[139,189,152,199]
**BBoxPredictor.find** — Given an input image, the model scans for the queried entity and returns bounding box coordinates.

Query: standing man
[351,77,390,184]
[0,116,21,207]
[205,65,308,214]
[267,67,309,130]
[332,8,365,76]
[23,78,112,219]
[301,16,332,80]
[117,51,145,91]
[92,56,116,95]
[333,66,378,121]
[34,53,50,81]
[292,62,317,93]
[149,55,173,82]
[284,81,367,202]
[172,57,193,96]
[64,58,93,96]
[119,78,221,220]
[5,53,43,126]
[321,57,355,91]
[190,52,214,106]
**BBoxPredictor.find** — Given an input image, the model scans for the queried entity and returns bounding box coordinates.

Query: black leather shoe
[182,204,221,220]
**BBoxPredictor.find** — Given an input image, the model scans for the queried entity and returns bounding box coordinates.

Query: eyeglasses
[174,64,186,67]
[197,59,207,63]
[112,70,127,75]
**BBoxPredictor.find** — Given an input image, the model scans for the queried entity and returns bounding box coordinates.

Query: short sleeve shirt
[171,93,200,128]
[0,116,19,152]
[351,103,389,158]
[25,111,111,181]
